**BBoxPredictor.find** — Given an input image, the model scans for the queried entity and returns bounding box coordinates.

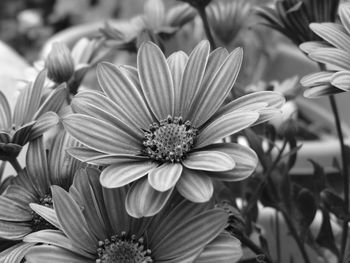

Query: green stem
[9,158,22,174]
[329,95,349,263]
[244,140,288,214]
[197,6,217,50]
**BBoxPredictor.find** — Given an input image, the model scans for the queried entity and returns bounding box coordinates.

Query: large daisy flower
[24,167,242,263]
[300,3,350,97]
[0,132,81,262]
[63,40,284,217]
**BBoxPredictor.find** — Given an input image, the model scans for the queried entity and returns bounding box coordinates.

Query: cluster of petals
[63,40,284,217]
[300,3,350,98]
[23,168,243,263]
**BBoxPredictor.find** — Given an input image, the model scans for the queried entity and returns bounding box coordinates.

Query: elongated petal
[97,62,155,129]
[179,41,210,116]
[203,143,257,181]
[12,121,35,145]
[0,196,31,221]
[152,208,227,260]
[331,71,350,91]
[167,51,188,116]
[304,84,344,98]
[71,94,143,139]
[26,137,50,197]
[0,221,32,240]
[300,71,333,88]
[196,111,259,149]
[24,230,94,259]
[29,112,59,141]
[176,169,213,203]
[189,48,243,127]
[194,233,242,263]
[100,160,157,188]
[29,204,61,229]
[148,163,183,192]
[13,83,31,128]
[25,245,90,263]
[23,70,46,123]
[340,3,350,35]
[34,83,67,119]
[52,186,97,254]
[138,41,175,119]
[182,151,235,172]
[310,23,350,53]
[309,48,350,70]
[2,242,35,263]
[63,114,141,154]
[126,177,173,218]
[0,91,11,131]
[72,90,142,133]
[299,41,330,54]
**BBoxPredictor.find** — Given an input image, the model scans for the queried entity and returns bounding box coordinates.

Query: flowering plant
[1,0,350,262]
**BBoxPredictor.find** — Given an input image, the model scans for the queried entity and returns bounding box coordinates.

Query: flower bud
[45,42,75,83]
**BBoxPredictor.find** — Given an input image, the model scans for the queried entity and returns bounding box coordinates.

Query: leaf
[315,208,339,256]
[321,189,349,220]
[296,188,317,227]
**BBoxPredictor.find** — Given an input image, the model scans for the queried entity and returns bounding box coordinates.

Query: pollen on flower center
[96,232,152,263]
[31,194,56,232]
[143,116,197,163]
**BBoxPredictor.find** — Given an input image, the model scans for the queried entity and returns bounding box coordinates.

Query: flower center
[143,116,197,163]
[96,232,152,263]
[31,194,56,232]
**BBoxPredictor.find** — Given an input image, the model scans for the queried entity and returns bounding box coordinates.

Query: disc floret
[96,232,152,263]
[31,194,56,232]
[143,115,197,163]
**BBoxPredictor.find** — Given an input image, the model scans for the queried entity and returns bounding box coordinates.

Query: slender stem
[9,158,22,174]
[281,209,311,263]
[329,95,349,263]
[275,210,281,263]
[244,140,288,214]
[197,6,217,50]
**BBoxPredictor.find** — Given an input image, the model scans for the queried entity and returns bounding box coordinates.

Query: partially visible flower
[0,132,81,261]
[100,0,196,51]
[0,70,66,162]
[207,0,252,46]
[178,0,213,9]
[63,40,285,217]
[256,0,340,45]
[300,3,350,97]
[24,167,243,263]
[46,43,75,84]
[44,38,106,94]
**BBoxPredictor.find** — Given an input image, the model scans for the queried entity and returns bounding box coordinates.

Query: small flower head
[46,42,75,83]
[178,0,213,9]
[25,169,243,263]
[207,0,252,46]
[63,41,284,217]
[0,70,65,162]
[0,131,82,261]
[300,3,350,97]
[256,0,340,45]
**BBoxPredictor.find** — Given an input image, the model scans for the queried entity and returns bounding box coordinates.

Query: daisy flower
[256,0,340,45]
[0,70,65,163]
[100,0,196,51]
[300,3,350,97]
[24,167,243,263]
[63,40,285,217]
[0,132,81,262]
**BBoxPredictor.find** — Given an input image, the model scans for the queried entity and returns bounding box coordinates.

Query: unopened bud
[46,42,75,83]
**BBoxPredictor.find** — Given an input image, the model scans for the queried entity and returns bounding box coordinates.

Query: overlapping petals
[63,40,284,217]
[300,4,350,97]
[24,169,242,263]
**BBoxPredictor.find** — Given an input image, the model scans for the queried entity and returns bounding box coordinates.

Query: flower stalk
[197,6,217,50]
[329,95,349,263]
